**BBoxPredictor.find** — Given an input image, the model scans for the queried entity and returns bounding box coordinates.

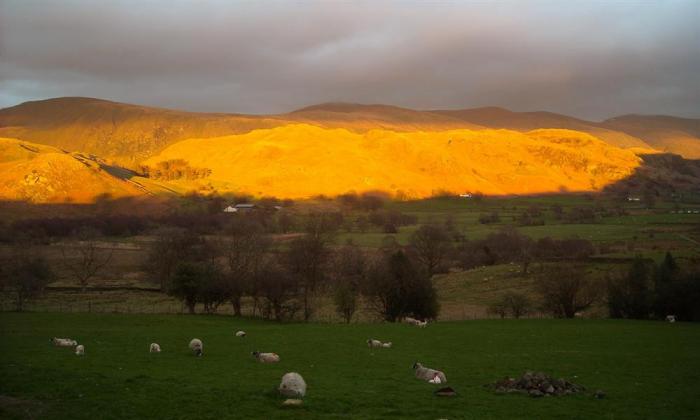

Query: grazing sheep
[149,343,161,353]
[189,338,203,357]
[235,330,246,337]
[413,362,447,384]
[75,345,85,356]
[52,337,77,347]
[367,339,392,348]
[252,351,280,363]
[279,372,306,398]
[381,342,393,348]
[416,320,428,328]
[666,315,676,323]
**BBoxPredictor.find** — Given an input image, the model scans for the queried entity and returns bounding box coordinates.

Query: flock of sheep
[50,316,446,403]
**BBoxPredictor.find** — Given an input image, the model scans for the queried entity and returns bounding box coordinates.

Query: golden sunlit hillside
[0,97,291,163]
[145,124,644,199]
[0,137,145,203]
[431,107,655,150]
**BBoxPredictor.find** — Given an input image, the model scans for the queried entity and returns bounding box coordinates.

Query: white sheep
[189,338,203,356]
[279,372,306,398]
[75,345,85,356]
[252,351,280,363]
[235,330,246,337]
[367,339,382,348]
[52,337,77,347]
[150,343,161,353]
[381,342,393,348]
[404,317,420,326]
[666,315,676,323]
[413,362,447,384]
[416,320,428,328]
[367,339,392,348]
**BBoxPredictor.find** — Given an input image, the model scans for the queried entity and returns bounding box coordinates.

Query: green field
[1,313,699,419]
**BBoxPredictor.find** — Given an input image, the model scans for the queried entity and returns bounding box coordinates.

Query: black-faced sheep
[189,338,203,356]
[252,351,280,363]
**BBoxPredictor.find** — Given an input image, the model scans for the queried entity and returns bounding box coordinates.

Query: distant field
[1,313,698,419]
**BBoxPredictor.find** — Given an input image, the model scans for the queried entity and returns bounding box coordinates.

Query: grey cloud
[0,0,698,119]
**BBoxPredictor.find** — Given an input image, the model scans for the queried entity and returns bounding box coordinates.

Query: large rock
[279,372,307,398]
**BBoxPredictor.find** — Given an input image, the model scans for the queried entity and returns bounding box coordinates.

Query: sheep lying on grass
[279,372,306,398]
[252,351,280,363]
[150,343,161,353]
[405,317,428,327]
[75,345,85,356]
[666,315,676,323]
[404,317,420,326]
[52,337,77,347]
[189,338,203,357]
[235,330,246,337]
[367,339,392,348]
[413,362,447,384]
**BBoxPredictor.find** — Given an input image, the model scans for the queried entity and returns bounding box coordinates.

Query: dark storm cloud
[1,0,698,119]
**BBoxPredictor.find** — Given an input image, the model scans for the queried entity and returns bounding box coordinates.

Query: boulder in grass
[488,371,585,397]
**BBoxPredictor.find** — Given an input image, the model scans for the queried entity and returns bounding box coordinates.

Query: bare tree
[223,230,271,316]
[62,228,113,291]
[537,264,599,318]
[408,224,453,276]
[1,243,53,311]
[332,242,366,323]
[285,215,334,321]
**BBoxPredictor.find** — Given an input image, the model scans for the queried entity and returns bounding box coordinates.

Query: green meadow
[1,313,699,419]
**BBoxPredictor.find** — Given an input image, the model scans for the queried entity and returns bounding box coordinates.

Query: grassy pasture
[1,313,699,419]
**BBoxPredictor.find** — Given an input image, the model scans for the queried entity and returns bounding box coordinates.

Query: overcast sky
[1,0,698,120]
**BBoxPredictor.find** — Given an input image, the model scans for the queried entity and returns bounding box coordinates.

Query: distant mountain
[0,97,290,163]
[145,124,642,198]
[600,115,700,159]
[430,107,653,150]
[283,102,485,131]
[0,137,145,203]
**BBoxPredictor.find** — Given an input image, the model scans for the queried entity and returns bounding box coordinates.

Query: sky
[1,0,698,120]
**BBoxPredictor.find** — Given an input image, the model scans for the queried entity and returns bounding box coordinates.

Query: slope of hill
[283,102,484,132]
[0,97,289,163]
[601,115,700,159]
[432,107,653,150]
[145,124,642,199]
[0,137,145,203]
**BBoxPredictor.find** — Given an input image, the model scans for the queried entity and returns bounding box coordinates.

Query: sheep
[279,372,306,398]
[235,330,246,337]
[52,337,77,347]
[413,362,447,384]
[666,315,676,323]
[367,339,383,348]
[189,338,203,357]
[416,320,428,328]
[367,339,392,348]
[252,351,280,363]
[404,317,420,326]
[75,345,85,356]
[149,343,161,353]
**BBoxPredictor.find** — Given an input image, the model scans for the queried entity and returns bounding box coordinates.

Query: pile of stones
[488,371,586,398]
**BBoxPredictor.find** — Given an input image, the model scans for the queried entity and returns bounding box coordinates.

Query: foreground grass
[1,314,699,419]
